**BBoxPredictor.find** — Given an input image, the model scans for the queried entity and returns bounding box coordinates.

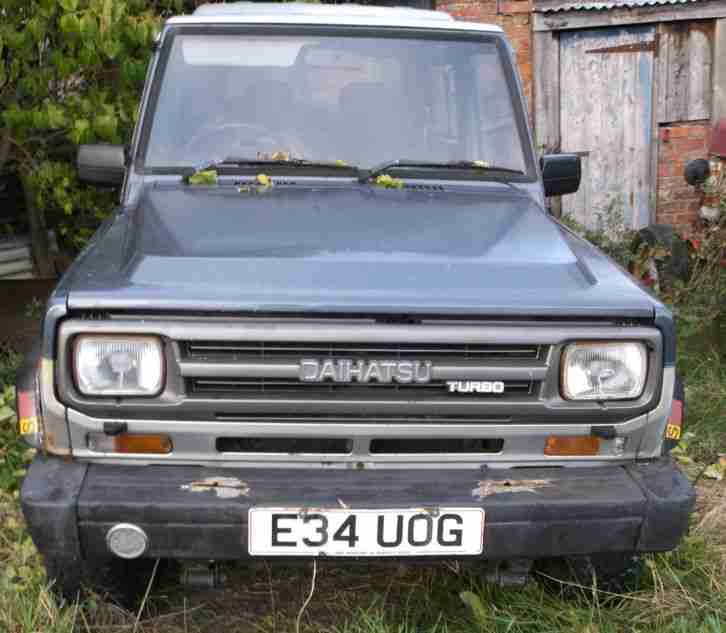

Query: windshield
[142,31,530,174]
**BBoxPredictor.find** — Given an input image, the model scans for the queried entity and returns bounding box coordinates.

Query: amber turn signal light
[544,436,600,457]
[88,433,172,454]
[115,434,172,454]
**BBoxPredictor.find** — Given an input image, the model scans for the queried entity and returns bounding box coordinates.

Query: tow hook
[180,562,227,588]
[483,559,532,586]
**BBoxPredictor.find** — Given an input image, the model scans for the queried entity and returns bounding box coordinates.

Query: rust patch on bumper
[473,479,552,499]
[181,477,250,498]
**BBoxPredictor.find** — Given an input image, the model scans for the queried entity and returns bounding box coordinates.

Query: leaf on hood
[375,174,403,189]
[256,173,272,187]
[187,170,218,186]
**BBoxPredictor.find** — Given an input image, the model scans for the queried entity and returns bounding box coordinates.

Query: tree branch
[0,128,12,173]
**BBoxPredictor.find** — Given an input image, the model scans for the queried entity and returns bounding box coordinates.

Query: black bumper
[21,456,695,562]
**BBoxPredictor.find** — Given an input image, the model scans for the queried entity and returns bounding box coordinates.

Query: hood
[64,184,656,318]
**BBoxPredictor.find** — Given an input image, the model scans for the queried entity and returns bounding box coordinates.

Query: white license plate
[248,508,484,556]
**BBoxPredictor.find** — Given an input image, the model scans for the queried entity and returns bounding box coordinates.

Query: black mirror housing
[541,154,581,197]
[77,144,126,186]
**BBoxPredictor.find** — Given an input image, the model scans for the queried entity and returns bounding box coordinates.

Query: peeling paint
[473,479,552,499]
[181,477,249,498]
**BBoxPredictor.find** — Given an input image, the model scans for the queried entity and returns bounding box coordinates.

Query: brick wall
[657,121,712,234]
[436,0,534,112]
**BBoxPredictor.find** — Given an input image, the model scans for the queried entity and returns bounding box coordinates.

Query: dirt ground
[91,559,474,632]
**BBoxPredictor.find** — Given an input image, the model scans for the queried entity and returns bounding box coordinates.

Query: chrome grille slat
[178,360,548,382]
[188,378,537,399]
[183,341,544,360]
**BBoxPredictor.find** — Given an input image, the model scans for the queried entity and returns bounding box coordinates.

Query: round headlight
[73,335,165,397]
[561,342,647,401]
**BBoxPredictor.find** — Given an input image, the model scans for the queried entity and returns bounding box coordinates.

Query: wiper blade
[188,156,355,174]
[358,159,524,183]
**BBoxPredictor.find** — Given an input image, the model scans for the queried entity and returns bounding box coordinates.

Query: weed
[559,199,637,270]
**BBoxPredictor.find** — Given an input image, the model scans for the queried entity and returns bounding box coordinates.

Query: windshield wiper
[186,156,355,176]
[357,160,525,183]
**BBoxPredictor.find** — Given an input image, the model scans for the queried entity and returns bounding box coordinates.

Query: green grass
[0,326,724,633]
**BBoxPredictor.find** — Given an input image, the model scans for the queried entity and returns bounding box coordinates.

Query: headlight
[73,335,165,397]
[561,342,647,401]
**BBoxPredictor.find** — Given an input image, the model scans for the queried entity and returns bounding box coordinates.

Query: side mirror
[541,154,581,197]
[77,144,126,186]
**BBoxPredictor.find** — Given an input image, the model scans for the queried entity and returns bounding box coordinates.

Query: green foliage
[0,352,29,494]
[671,221,726,340]
[559,197,636,270]
[0,0,162,252]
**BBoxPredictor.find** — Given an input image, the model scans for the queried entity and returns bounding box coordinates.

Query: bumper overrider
[22,455,694,563]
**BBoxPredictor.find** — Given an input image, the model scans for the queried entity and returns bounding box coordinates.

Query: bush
[0,0,165,261]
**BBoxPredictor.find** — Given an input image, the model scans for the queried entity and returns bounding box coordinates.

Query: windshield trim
[133,25,538,183]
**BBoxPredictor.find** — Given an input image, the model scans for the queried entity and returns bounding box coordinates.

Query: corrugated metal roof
[536,0,708,12]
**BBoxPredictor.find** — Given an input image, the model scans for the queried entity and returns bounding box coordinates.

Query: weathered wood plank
[656,21,714,123]
[533,0,726,32]
[713,18,726,122]
[689,24,713,118]
[651,24,664,227]
[533,30,562,215]
[0,246,31,264]
[0,259,34,278]
[0,235,30,251]
[533,30,561,153]
[559,26,655,230]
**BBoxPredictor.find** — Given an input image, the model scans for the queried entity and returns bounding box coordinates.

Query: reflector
[114,434,172,454]
[544,436,600,457]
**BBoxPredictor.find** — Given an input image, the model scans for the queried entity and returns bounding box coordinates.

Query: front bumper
[21,456,694,563]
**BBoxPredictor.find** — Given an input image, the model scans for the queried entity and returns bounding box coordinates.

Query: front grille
[183,341,544,362]
[59,317,664,461]
[187,378,538,399]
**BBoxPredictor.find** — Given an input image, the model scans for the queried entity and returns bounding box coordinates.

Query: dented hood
[65,184,656,318]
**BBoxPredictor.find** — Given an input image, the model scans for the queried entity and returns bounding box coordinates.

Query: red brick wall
[657,122,712,234]
[436,0,534,112]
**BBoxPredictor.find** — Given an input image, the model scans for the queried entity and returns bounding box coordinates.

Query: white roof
[165,2,502,33]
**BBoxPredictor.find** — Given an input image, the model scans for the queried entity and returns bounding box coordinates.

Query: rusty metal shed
[532,0,726,228]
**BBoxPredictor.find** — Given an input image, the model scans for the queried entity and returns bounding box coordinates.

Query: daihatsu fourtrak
[17,2,694,601]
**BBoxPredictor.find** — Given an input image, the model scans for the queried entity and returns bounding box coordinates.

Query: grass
[0,320,724,633]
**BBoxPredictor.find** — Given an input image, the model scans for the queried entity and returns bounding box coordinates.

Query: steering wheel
[184,123,305,160]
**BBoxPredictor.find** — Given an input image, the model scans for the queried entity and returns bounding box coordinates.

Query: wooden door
[559,26,656,230]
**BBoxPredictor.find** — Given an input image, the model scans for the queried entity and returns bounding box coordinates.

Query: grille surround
[56,318,664,432]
